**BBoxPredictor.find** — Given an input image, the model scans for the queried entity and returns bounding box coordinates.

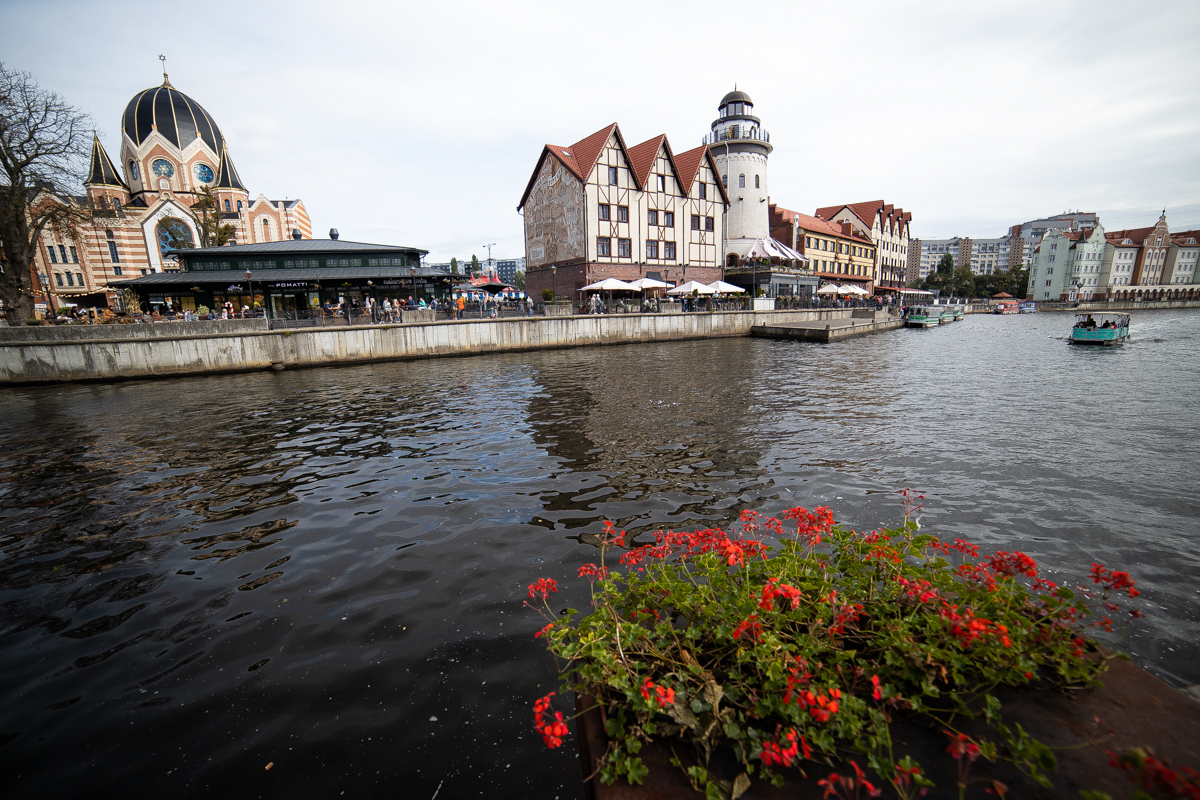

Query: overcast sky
[3,0,1198,261]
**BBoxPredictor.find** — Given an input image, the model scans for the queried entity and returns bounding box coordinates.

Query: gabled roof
[1171,230,1200,245]
[518,123,628,210]
[627,135,666,188]
[214,140,246,191]
[772,204,874,245]
[85,134,128,189]
[815,200,911,235]
[672,145,730,205]
[1104,226,1153,246]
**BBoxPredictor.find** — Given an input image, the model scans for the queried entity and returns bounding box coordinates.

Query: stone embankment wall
[0,310,853,386]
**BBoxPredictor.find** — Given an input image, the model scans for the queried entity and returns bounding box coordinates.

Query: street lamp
[550,265,557,305]
[482,242,496,276]
[410,266,417,307]
[244,269,255,318]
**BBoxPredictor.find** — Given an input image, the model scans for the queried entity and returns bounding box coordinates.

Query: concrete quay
[1,308,864,386]
[751,311,904,343]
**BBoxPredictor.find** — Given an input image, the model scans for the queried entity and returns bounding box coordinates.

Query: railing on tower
[702,127,771,146]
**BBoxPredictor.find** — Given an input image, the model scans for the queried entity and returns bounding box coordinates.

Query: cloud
[3,0,1198,258]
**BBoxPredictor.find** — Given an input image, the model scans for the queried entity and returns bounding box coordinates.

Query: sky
[2,0,1198,262]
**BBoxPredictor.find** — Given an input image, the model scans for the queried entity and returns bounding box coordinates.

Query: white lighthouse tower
[707,89,772,240]
[704,90,804,280]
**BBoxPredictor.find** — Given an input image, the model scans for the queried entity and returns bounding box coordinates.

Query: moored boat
[1019,302,1037,313]
[994,300,1019,315]
[1069,312,1130,346]
[952,306,965,321]
[939,307,955,324]
[905,306,940,328]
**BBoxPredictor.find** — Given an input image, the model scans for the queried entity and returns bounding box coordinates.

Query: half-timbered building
[518,123,729,301]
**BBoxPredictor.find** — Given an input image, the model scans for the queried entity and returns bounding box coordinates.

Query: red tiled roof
[773,205,873,245]
[1104,226,1153,245]
[1171,229,1200,244]
[627,135,665,188]
[545,145,581,179]
[570,123,619,184]
[816,200,911,236]
[673,145,706,194]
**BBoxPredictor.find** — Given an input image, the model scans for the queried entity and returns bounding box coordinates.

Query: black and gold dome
[121,76,223,153]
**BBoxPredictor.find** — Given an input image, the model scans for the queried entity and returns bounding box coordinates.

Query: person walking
[456,295,465,320]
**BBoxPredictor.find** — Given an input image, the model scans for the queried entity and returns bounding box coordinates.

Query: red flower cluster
[783,505,835,546]
[760,728,811,768]
[535,622,554,639]
[760,577,803,610]
[578,563,608,582]
[945,731,982,762]
[951,538,980,558]
[527,578,558,599]
[792,687,842,723]
[895,576,940,603]
[940,605,1011,648]
[985,550,1039,578]
[871,674,883,701]
[534,693,569,748]
[617,527,767,569]
[818,761,882,799]
[1108,748,1200,799]
[640,676,675,709]
[1090,563,1141,598]
[732,614,763,642]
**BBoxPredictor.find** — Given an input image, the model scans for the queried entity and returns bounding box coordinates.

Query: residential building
[31,71,310,312]
[815,201,911,292]
[1028,225,1106,300]
[906,240,922,285]
[917,238,963,278]
[495,257,525,284]
[770,206,875,291]
[1165,232,1200,285]
[518,122,729,299]
[1008,213,1097,270]
[1098,233,1140,291]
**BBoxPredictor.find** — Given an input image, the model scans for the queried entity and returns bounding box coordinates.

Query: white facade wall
[1066,225,1106,299]
[1100,243,1138,289]
[711,149,769,239]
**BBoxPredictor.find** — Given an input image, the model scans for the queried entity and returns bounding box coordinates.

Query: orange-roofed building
[769,205,876,291]
[517,123,729,300]
[814,201,912,293]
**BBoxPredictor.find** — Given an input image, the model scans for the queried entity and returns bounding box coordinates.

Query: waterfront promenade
[0,308,862,385]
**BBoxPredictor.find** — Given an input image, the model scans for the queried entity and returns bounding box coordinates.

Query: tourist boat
[994,300,1019,315]
[952,306,965,321]
[1019,302,1037,313]
[939,307,955,324]
[905,306,940,328]
[1069,313,1130,346]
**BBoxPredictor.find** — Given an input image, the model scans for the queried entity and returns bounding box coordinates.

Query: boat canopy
[1074,313,1129,326]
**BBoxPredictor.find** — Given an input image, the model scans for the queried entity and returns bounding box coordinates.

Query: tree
[0,63,93,324]
[936,253,954,276]
[188,186,235,248]
[513,270,525,291]
[950,265,976,298]
[470,254,480,274]
[450,256,459,275]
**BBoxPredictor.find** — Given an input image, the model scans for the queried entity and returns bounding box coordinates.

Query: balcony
[702,127,771,146]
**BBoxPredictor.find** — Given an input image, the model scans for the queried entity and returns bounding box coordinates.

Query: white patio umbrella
[816,284,840,295]
[706,280,745,294]
[627,277,668,290]
[837,285,859,295]
[667,280,716,295]
[580,278,639,291]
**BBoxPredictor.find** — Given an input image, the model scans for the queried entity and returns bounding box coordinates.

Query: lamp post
[244,269,255,319]
[550,265,557,306]
[482,242,496,276]
[410,266,417,308]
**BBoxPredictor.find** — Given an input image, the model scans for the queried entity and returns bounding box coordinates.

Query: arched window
[106,229,120,264]
[224,199,231,212]
[113,198,121,212]
[54,273,64,287]
[738,174,745,188]
[262,218,271,240]
[722,175,727,187]
[754,175,760,188]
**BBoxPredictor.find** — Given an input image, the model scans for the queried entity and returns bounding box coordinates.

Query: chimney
[291,228,302,240]
[840,221,854,237]
[329,228,339,240]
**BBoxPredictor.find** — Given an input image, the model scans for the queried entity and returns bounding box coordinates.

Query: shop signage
[270,282,310,289]
[226,284,245,291]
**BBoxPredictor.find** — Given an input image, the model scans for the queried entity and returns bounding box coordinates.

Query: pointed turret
[214,140,246,191]
[85,134,128,189]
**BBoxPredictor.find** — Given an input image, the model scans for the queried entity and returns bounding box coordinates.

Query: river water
[1,309,1198,798]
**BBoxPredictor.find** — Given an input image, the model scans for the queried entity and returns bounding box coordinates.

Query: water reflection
[0,313,1197,799]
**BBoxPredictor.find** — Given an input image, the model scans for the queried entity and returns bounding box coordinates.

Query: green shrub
[527,495,1142,796]
[25,319,44,326]
[542,289,554,302]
